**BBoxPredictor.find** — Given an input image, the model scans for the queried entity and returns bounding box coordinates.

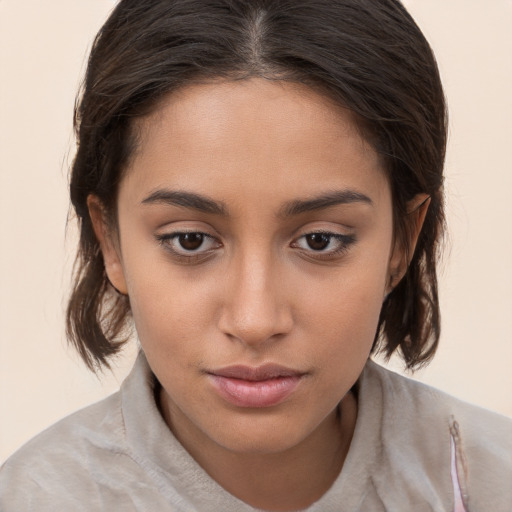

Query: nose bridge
[219,243,292,345]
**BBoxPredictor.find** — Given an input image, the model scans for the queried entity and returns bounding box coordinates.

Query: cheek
[126,261,221,357]
[295,257,389,369]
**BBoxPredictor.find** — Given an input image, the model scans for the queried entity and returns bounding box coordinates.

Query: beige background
[1,0,511,464]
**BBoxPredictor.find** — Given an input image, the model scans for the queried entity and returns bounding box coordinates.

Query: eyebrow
[279,190,373,217]
[141,189,228,215]
[140,188,372,217]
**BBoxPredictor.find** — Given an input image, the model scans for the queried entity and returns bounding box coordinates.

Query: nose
[217,250,293,347]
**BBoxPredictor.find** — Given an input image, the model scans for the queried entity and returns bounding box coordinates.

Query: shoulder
[366,359,512,443]
[363,360,512,510]
[0,391,137,511]
[0,352,181,512]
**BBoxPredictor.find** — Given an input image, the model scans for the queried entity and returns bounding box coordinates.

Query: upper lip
[208,364,305,381]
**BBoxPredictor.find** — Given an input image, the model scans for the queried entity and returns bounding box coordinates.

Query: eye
[291,231,356,257]
[156,231,221,257]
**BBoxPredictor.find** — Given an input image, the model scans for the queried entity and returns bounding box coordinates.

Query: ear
[87,195,128,295]
[387,193,430,294]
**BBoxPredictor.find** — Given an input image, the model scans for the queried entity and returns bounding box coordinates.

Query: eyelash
[155,230,356,263]
[290,231,356,259]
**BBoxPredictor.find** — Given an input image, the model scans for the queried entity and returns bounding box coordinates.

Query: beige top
[1,352,511,511]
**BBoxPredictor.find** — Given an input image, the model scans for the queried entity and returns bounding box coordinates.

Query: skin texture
[89,79,427,511]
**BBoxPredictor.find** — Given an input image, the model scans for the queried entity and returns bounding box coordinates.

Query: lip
[207,364,306,408]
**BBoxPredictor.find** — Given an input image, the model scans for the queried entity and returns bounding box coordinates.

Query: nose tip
[217,263,293,347]
[221,305,293,347]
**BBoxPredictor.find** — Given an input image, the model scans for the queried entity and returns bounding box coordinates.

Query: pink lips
[207,364,304,408]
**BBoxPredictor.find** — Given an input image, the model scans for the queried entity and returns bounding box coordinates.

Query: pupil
[179,233,204,251]
[306,233,330,251]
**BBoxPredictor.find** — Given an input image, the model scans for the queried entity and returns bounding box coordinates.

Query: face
[93,79,406,457]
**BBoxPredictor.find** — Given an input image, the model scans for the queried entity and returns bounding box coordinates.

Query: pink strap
[451,435,468,512]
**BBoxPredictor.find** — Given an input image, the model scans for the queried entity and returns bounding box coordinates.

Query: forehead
[121,78,389,210]
[134,78,368,156]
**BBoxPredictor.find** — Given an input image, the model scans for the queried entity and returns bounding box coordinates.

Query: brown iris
[305,233,331,251]
[178,233,204,251]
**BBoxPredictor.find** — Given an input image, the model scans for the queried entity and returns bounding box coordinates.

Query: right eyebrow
[141,189,228,216]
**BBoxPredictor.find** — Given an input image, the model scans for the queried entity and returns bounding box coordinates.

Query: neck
[160,389,357,511]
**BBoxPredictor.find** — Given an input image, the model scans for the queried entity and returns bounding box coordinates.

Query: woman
[1,1,510,510]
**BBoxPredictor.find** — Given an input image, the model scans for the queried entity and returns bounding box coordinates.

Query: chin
[203,410,325,455]
[216,427,307,455]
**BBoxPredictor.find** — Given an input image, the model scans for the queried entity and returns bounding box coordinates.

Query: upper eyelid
[297,228,348,235]
[156,228,217,240]
[289,221,355,237]
[293,232,354,244]
[292,228,354,241]
[155,222,221,237]
[157,231,218,243]
[163,229,213,235]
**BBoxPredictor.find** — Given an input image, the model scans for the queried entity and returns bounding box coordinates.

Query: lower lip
[208,374,303,408]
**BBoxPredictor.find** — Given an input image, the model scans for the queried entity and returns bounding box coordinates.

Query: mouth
[206,364,306,408]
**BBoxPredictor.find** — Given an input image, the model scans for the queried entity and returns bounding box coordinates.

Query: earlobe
[87,195,128,295]
[386,193,431,294]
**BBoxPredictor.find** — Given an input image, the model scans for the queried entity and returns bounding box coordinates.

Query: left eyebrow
[278,189,373,217]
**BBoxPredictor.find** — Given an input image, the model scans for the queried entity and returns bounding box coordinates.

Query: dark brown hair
[67,0,446,371]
